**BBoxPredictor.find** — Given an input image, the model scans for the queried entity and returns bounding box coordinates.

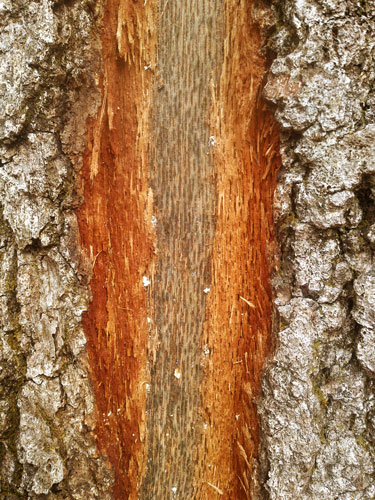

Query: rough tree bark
[260,2,375,499]
[0,1,374,500]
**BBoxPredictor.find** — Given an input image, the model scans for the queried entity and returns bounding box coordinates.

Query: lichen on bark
[0,0,113,497]
[260,1,375,498]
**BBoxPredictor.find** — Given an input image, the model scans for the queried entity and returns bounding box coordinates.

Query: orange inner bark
[78,1,279,498]
[197,3,280,498]
[77,1,156,498]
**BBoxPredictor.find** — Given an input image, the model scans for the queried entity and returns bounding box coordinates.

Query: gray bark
[260,1,375,499]
[0,1,112,498]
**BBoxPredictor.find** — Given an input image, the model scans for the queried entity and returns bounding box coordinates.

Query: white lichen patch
[18,381,64,495]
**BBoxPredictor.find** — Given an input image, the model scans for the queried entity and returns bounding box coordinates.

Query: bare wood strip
[140,0,224,498]
[196,1,281,498]
[78,1,156,498]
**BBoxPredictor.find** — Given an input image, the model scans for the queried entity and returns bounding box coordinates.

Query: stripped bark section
[78,1,279,498]
[197,2,280,499]
[140,1,223,498]
[77,1,156,498]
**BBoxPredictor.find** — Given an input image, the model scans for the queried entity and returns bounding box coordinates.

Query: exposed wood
[140,1,223,498]
[78,1,279,498]
[77,1,156,498]
[197,2,280,498]
[3,0,375,498]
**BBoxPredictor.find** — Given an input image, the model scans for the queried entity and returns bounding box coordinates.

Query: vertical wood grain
[79,1,280,498]
[141,1,224,498]
[77,1,156,498]
[196,3,281,498]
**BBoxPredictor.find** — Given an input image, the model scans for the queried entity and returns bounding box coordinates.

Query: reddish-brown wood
[78,1,279,498]
[197,3,281,498]
[77,1,156,498]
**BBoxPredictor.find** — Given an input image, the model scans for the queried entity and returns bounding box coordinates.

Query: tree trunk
[1,1,375,499]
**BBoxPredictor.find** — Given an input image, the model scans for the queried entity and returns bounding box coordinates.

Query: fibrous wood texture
[0,1,114,498]
[198,3,280,497]
[2,0,375,499]
[141,0,221,498]
[77,1,156,497]
[79,1,280,499]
